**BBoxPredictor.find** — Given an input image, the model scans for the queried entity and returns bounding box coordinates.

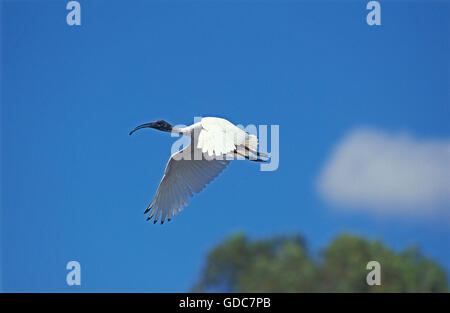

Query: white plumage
[129,117,268,224]
[198,117,257,156]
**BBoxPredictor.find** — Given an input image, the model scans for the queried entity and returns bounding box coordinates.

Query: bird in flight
[129,117,269,224]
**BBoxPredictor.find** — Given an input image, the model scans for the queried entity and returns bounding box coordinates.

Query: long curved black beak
[129,122,156,135]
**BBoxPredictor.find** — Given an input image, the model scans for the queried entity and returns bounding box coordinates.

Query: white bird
[129,117,269,224]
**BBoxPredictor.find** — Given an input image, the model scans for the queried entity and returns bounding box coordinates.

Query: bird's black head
[129,120,173,135]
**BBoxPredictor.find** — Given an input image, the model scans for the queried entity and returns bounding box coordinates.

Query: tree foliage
[193,233,448,292]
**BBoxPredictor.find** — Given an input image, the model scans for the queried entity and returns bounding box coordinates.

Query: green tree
[193,233,448,292]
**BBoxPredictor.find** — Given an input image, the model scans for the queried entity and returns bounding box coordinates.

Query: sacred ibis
[129,117,269,224]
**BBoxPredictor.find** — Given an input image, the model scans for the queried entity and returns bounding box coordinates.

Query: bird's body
[130,117,268,224]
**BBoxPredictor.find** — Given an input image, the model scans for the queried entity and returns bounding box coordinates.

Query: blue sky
[1,0,449,291]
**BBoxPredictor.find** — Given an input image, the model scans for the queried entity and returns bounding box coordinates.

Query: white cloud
[317,128,450,217]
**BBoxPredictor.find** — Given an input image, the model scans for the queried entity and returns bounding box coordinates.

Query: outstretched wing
[145,145,230,224]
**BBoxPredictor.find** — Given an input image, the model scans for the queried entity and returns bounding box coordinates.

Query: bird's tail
[245,134,270,159]
[245,134,258,151]
[234,146,268,162]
